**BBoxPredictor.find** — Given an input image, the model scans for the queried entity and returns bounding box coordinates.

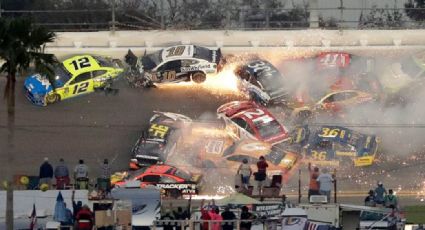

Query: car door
[91,69,108,88]
[156,60,182,82]
[65,71,94,99]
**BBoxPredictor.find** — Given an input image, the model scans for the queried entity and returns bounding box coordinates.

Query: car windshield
[133,140,163,156]
[52,64,72,88]
[255,120,283,139]
[400,56,423,78]
[141,51,162,70]
[129,168,148,179]
[93,56,113,67]
[169,168,192,181]
[194,46,212,62]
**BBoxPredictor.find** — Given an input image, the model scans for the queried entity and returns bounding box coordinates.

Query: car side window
[182,59,198,67]
[341,92,358,100]
[160,175,177,183]
[70,72,91,84]
[323,94,335,103]
[92,70,107,77]
[231,118,248,130]
[158,60,181,71]
[141,175,160,183]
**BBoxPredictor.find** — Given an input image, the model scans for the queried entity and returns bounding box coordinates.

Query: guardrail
[152,219,279,230]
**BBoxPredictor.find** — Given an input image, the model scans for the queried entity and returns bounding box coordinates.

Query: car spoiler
[211,48,222,65]
[125,49,138,67]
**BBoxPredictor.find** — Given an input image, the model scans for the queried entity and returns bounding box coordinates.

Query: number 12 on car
[72,82,90,94]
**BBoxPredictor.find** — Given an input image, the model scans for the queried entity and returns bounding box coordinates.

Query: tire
[192,72,206,84]
[46,93,60,104]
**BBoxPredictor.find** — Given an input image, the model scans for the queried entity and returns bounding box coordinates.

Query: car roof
[62,55,101,76]
[232,106,276,123]
[145,164,175,174]
[161,45,195,62]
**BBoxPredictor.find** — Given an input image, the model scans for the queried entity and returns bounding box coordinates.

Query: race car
[24,55,124,106]
[217,101,289,145]
[291,90,376,122]
[112,164,202,196]
[234,59,289,106]
[290,125,379,167]
[124,45,222,87]
[130,111,192,169]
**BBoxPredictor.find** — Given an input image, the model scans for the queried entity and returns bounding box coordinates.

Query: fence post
[110,0,116,34]
[309,0,319,28]
[298,169,301,204]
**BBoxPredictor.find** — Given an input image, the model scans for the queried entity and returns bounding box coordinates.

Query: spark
[156,63,245,96]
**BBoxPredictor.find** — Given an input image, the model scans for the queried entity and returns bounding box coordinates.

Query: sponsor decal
[212,51,217,63]
[181,64,211,72]
[156,183,197,194]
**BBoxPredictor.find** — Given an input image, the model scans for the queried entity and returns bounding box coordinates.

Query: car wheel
[192,72,206,84]
[46,93,60,104]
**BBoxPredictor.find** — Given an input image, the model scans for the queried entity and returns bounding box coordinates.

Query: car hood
[24,74,53,95]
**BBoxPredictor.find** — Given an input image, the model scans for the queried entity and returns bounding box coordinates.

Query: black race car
[235,59,289,106]
[130,111,192,169]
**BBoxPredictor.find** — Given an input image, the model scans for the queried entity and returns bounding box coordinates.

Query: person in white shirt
[74,159,89,189]
[316,168,334,202]
[237,158,252,189]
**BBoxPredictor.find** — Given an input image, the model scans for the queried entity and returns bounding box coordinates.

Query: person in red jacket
[75,205,93,230]
[200,199,211,230]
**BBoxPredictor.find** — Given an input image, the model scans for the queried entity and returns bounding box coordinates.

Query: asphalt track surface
[0,74,424,206]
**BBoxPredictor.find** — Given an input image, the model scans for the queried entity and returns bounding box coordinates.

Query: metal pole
[298,169,301,204]
[111,0,116,33]
[333,169,337,203]
[160,0,165,29]
[0,0,2,18]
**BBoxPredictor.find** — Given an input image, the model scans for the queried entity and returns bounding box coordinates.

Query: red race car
[217,101,289,145]
[112,164,202,196]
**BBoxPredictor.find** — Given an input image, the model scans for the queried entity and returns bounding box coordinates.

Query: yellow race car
[24,55,124,106]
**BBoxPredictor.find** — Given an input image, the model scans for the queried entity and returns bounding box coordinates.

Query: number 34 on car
[24,55,124,106]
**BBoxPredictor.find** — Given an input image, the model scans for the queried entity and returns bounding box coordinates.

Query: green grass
[404,205,425,224]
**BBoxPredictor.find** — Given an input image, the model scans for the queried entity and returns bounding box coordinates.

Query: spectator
[200,199,211,230]
[208,200,222,230]
[160,209,175,230]
[74,159,89,189]
[62,203,73,226]
[316,168,334,202]
[71,190,83,223]
[173,197,191,230]
[54,158,70,189]
[364,190,376,207]
[308,163,320,199]
[75,205,94,230]
[374,181,387,205]
[240,206,255,230]
[384,189,398,209]
[255,156,268,195]
[98,158,112,193]
[417,224,424,230]
[39,157,54,189]
[221,206,236,230]
[237,158,252,190]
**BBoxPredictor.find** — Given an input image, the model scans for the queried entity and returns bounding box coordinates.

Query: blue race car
[290,125,379,167]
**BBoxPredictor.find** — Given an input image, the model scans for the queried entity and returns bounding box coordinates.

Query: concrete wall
[46,30,425,59]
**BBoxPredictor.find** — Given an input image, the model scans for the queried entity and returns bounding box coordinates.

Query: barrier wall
[0,190,88,218]
[46,30,425,59]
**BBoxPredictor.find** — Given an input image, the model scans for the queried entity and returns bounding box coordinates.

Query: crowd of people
[161,198,256,230]
[38,157,113,194]
[236,155,270,195]
[364,182,399,209]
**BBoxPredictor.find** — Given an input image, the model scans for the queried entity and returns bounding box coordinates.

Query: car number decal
[71,57,91,70]
[163,71,176,81]
[243,109,274,123]
[165,46,186,57]
[319,127,346,138]
[149,124,169,139]
[72,82,89,94]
